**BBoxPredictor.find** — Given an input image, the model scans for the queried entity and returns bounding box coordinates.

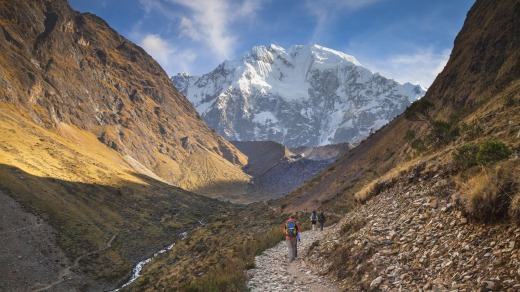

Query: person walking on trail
[310,210,317,231]
[283,215,300,263]
[318,210,326,231]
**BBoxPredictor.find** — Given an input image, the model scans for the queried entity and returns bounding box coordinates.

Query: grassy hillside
[0,0,250,199]
[0,103,251,288]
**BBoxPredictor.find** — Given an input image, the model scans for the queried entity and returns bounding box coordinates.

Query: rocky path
[247,226,339,291]
[307,175,520,291]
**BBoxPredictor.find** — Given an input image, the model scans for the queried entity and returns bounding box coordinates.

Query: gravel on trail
[247,224,340,291]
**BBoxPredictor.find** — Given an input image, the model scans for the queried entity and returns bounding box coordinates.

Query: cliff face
[0,0,249,196]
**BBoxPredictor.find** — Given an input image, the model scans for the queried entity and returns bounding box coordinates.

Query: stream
[113,227,195,291]
[113,242,176,291]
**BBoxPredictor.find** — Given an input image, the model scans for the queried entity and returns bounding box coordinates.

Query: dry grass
[456,160,519,222]
[353,156,435,202]
[0,105,252,286]
[128,206,286,291]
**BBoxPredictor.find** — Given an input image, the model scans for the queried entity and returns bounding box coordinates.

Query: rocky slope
[173,44,425,147]
[231,141,351,201]
[308,162,520,291]
[0,0,249,197]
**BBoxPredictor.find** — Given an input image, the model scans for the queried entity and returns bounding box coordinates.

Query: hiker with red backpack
[283,215,300,263]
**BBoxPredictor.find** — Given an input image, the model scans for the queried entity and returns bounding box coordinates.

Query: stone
[483,281,495,289]
[370,276,383,289]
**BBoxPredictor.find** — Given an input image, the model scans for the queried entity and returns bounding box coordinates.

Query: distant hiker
[283,215,300,263]
[310,210,317,231]
[318,211,326,231]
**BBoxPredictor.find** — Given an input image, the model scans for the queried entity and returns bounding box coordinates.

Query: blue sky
[69,0,475,88]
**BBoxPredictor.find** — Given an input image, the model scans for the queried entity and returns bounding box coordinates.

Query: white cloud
[365,48,451,89]
[135,0,262,74]
[139,34,196,75]
[169,0,233,59]
[165,0,262,60]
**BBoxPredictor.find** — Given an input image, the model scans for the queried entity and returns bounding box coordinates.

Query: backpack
[311,213,317,221]
[318,213,325,222]
[286,221,297,236]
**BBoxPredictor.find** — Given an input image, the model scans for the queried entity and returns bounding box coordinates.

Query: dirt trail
[31,234,117,291]
[247,224,339,291]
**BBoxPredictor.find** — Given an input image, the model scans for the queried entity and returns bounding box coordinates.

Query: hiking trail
[31,234,117,292]
[247,224,340,291]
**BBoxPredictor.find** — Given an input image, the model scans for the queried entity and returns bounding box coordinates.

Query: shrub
[404,130,416,142]
[453,144,479,170]
[457,163,518,222]
[476,140,512,165]
[404,99,434,125]
[428,120,459,146]
[410,138,427,152]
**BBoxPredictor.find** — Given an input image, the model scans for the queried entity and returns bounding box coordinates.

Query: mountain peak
[173,44,425,147]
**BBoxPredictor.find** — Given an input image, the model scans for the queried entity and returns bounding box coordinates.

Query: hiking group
[310,210,326,231]
[283,211,326,263]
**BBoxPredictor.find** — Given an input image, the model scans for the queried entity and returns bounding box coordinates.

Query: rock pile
[308,176,520,291]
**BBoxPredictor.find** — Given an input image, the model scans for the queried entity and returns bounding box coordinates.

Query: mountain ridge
[0,0,250,198]
[173,44,425,147]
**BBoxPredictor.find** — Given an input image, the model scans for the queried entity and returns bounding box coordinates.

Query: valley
[1,0,519,291]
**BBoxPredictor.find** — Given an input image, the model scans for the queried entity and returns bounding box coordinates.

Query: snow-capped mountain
[172,44,425,147]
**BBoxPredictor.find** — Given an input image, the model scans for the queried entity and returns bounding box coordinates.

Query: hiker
[283,215,300,262]
[310,210,317,231]
[318,210,326,231]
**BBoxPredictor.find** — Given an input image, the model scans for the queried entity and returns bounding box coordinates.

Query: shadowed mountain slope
[0,0,272,289]
[231,141,351,202]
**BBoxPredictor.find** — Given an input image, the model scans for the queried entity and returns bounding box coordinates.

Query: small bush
[453,144,479,170]
[476,140,512,165]
[457,163,518,222]
[404,130,416,142]
[504,95,517,107]
[428,120,459,146]
[410,138,427,152]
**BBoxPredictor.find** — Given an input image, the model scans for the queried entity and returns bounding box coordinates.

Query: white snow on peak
[172,44,426,147]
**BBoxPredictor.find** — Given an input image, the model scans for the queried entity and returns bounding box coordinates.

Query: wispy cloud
[169,0,235,59]
[366,48,451,89]
[134,0,263,75]
[304,0,386,42]
[139,34,196,75]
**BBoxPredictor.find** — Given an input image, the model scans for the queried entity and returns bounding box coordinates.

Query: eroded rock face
[0,0,248,192]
